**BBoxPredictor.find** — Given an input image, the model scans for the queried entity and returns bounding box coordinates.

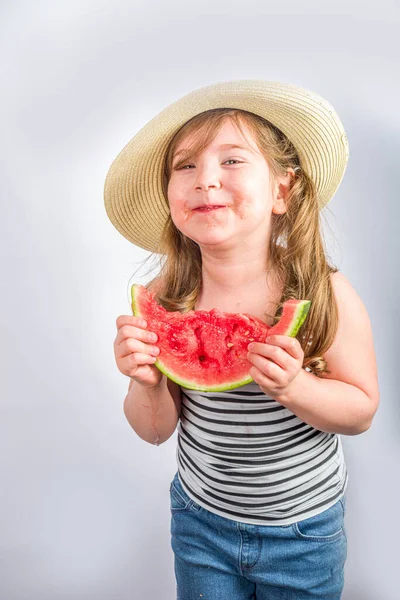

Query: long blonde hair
[144,108,339,377]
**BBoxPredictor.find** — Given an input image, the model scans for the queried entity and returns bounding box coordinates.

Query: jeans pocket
[169,472,204,513]
[339,494,347,517]
[170,481,190,511]
[293,497,346,542]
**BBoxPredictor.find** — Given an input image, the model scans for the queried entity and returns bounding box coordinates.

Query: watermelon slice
[131,284,311,392]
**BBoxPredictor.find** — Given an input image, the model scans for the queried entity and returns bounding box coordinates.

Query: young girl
[107,80,380,599]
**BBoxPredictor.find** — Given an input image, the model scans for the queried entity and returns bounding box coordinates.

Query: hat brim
[104,79,349,252]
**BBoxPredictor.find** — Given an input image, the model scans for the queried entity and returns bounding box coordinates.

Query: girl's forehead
[175,118,259,154]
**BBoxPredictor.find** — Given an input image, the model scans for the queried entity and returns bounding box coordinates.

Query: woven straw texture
[104,80,349,252]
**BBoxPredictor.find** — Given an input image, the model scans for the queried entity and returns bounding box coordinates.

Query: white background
[1,1,399,598]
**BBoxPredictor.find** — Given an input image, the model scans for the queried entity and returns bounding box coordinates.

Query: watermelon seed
[226,343,233,348]
[244,330,249,336]
[199,355,206,361]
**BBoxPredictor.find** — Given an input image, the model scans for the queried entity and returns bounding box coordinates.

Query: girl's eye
[176,159,244,170]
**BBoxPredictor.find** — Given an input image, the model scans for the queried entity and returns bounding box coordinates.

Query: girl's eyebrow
[173,143,255,159]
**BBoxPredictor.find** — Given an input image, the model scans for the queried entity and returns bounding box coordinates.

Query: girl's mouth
[194,206,226,212]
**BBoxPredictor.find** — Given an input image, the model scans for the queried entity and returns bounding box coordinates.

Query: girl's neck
[201,262,272,291]
[195,252,283,317]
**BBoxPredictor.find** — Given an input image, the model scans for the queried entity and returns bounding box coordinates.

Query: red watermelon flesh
[131,284,311,392]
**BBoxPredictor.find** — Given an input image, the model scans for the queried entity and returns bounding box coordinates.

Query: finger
[247,343,290,370]
[117,337,160,360]
[116,324,158,346]
[248,353,283,379]
[129,352,158,366]
[123,324,158,344]
[129,339,160,358]
[249,365,276,389]
[260,335,303,360]
[116,315,148,330]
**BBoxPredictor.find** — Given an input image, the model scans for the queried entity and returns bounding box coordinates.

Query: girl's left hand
[247,335,304,400]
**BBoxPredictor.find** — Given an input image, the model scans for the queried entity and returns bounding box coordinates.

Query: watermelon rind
[290,300,311,337]
[154,359,254,392]
[270,300,311,338]
[131,284,143,322]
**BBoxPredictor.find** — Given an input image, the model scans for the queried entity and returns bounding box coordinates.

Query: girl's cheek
[232,195,251,219]
[169,204,190,226]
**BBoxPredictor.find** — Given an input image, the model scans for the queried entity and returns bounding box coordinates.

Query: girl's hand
[247,335,304,400]
[114,315,163,389]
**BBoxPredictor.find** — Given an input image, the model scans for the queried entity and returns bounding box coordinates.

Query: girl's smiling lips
[193,205,227,212]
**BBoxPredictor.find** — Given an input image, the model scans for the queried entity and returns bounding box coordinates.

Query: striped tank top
[176,372,348,526]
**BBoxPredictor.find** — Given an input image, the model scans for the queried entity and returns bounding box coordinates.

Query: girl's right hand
[114,315,163,389]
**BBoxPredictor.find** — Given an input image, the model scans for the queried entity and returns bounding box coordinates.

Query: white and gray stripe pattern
[176,378,348,526]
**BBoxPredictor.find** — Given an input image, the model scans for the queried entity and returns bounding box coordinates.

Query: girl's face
[167,119,287,251]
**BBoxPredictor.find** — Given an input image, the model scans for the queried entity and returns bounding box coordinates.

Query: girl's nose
[194,165,221,191]
[196,180,220,191]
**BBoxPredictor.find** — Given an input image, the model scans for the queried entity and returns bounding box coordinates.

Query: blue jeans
[169,471,347,600]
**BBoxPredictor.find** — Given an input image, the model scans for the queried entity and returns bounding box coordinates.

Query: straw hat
[104,79,349,252]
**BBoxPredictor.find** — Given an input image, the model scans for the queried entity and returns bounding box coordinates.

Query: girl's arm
[124,376,182,445]
[273,271,380,435]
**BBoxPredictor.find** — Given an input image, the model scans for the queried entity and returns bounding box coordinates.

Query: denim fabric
[169,471,347,600]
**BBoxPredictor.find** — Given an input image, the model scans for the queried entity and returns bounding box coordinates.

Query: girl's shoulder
[328,270,363,305]
[327,270,369,341]
[329,269,347,285]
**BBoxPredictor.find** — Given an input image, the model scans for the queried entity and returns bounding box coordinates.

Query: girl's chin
[186,232,235,249]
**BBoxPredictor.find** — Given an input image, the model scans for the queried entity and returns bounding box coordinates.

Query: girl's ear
[272,168,296,215]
